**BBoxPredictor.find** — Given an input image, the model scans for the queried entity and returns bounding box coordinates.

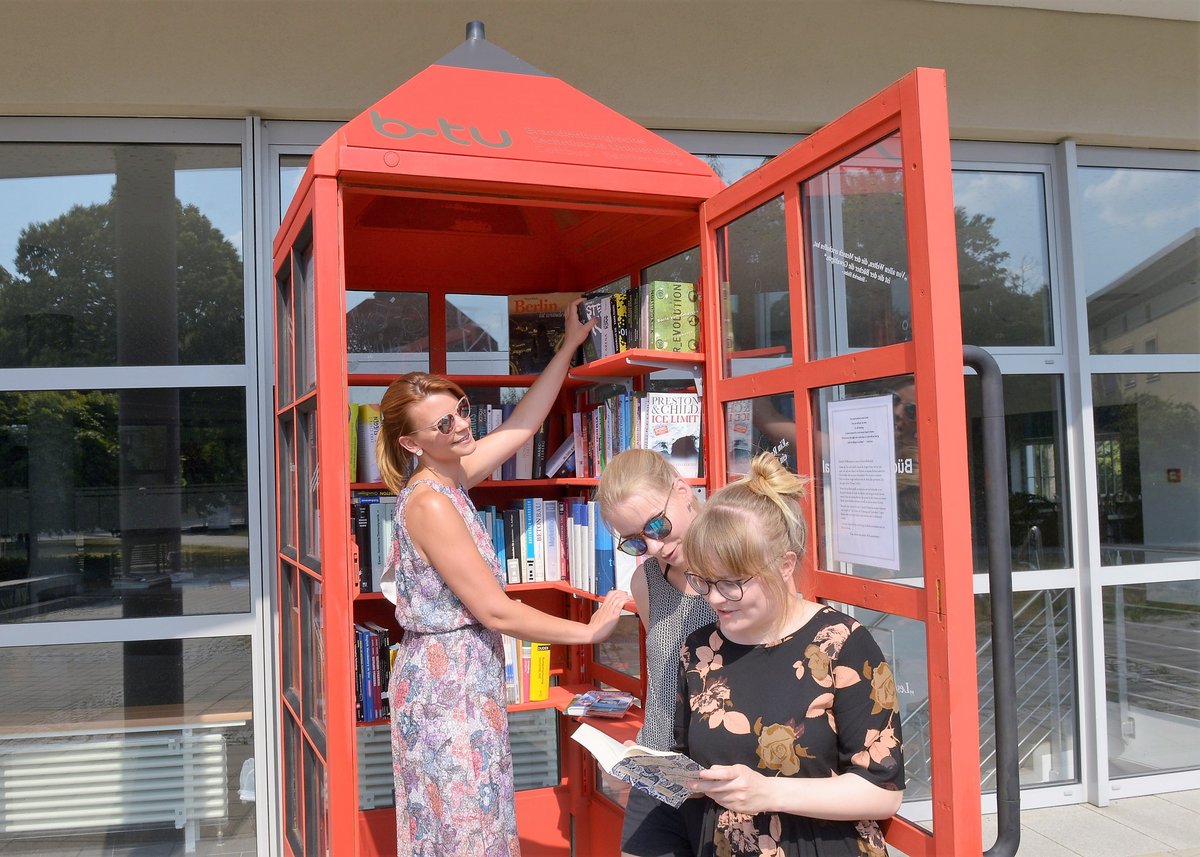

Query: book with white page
[570,722,705,808]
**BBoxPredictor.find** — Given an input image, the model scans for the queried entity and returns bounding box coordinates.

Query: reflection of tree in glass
[0,197,244,367]
[837,168,1049,348]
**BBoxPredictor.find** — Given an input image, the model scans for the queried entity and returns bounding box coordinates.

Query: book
[348,404,359,484]
[501,507,523,584]
[357,403,383,482]
[508,292,573,375]
[649,280,700,353]
[640,392,702,478]
[544,432,576,478]
[725,397,754,476]
[526,641,551,702]
[564,689,636,718]
[578,291,616,361]
[570,722,705,808]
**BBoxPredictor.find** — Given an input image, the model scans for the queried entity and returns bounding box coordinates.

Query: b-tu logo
[370,111,512,148]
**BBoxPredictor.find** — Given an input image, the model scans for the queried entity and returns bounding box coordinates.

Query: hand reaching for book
[587,588,630,642]
[563,297,598,352]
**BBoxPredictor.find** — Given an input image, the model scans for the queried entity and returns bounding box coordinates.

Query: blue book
[594,506,615,595]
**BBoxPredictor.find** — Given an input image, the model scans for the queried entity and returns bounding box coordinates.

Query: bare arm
[406,486,625,643]
[462,298,595,487]
[690,765,902,820]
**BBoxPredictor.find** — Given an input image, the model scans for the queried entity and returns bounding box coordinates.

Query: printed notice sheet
[828,395,901,570]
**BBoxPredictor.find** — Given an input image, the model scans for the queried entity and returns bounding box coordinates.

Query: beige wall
[1,0,1197,149]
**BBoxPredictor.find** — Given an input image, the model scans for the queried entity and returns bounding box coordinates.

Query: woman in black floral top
[675,453,904,857]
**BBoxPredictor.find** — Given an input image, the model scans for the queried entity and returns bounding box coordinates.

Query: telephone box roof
[314,21,722,201]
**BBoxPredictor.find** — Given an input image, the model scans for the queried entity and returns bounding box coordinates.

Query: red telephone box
[273,21,1001,857]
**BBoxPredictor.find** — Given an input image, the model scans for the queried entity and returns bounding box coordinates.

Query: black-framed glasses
[615,496,673,557]
[414,397,471,436]
[684,572,756,602]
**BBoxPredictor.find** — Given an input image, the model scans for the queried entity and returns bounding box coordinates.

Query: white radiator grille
[0,727,231,852]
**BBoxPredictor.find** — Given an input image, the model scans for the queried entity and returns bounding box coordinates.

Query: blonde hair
[374,372,467,494]
[595,448,682,529]
[683,452,810,633]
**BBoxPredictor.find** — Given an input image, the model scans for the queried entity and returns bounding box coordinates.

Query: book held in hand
[570,722,705,808]
[564,689,636,718]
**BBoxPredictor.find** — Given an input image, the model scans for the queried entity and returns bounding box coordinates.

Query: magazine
[564,689,637,718]
[570,722,704,808]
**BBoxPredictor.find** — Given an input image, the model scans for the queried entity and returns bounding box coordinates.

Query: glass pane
[0,388,249,623]
[284,711,303,855]
[278,412,296,555]
[348,290,430,375]
[295,241,317,394]
[282,560,299,707]
[697,154,772,188]
[304,737,330,856]
[642,246,700,287]
[0,143,245,367]
[1092,373,1199,565]
[953,170,1054,347]
[0,637,255,854]
[823,602,931,804]
[966,375,1071,572]
[276,263,294,403]
[1104,580,1200,777]
[812,376,924,586]
[279,154,309,219]
[301,571,327,746]
[510,708,560,791]
[592,613,642,682]
[716,194,792,376]
[1078,167,1200,355]
[297,404,320,567]
[804,133,910,358]
[724,393,798,478]
[977,589,1078,790]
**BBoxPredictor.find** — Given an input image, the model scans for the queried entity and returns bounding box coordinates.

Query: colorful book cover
[356,403,383,482]
[526,641,551,702]
[508,292,573,375]
[650,280,700,353]
[640,392,702,479]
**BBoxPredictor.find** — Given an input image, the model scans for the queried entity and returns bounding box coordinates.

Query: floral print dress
[676,606,905,857]
[389,480,520,857]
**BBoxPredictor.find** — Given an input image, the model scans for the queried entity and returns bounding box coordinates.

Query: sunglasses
[684,572,756,602]
[615,495,673,557]
[414,397,472,436]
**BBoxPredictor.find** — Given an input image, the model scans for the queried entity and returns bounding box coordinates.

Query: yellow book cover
[527,641,551,702]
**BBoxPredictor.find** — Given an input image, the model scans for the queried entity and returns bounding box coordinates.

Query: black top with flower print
[674,606,905,857]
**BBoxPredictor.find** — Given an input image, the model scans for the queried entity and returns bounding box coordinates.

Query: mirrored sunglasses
[616,505,673,557]
[419,397,472,435]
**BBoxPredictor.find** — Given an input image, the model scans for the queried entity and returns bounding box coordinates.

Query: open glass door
[699,68,987,857]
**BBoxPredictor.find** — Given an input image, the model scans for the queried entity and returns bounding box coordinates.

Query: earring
[411,448,423,458]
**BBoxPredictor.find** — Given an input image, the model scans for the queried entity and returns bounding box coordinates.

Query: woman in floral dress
[375,299,628,857]
[676,453,905,857]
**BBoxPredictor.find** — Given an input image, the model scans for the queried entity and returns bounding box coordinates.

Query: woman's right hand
[586,589,630,642]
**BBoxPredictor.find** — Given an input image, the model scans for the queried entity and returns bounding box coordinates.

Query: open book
[570,722,705,808]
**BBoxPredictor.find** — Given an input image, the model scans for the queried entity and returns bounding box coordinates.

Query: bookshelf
[272,22,978,857]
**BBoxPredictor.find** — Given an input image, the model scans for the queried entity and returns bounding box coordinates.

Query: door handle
[963,345,1021,857]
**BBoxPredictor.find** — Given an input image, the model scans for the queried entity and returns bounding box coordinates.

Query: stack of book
[577,279,700,362]
[354,622,397,722]
[503,637,551,705]
[564,689,637,718]
[572,390,702,479]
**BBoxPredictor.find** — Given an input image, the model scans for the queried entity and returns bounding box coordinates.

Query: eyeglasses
[615,495,673,557]
[414,397,471,436]
[684,572,756,602]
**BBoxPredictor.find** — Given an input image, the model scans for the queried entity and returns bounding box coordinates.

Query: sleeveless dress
[388,479,520,857]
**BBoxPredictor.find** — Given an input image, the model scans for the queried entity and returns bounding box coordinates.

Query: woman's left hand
[689,764,776,815]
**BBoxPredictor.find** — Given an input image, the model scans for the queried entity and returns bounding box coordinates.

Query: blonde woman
[376,298,628,857]
[677,453,904,857]
[597,448,715,857]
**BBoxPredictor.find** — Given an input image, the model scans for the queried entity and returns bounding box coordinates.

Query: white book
[615,550,638,594]
[357,403,383,483]
[570,722,704,809]
[514,435,534,480]
[489,406,504,480]
[639,392,702,479]
[532,497,546,582]
[543,500,562,581]
[369,499,397,589]
[585,500,597,595]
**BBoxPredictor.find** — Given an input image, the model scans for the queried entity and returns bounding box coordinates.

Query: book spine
[523,497,538,583]
[526,641,551,702]
[357,403,383,482]
[502,507,523,584]
[542,499,560,581]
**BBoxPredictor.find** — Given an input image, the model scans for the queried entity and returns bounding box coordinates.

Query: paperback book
[564,689,637,718]
[640,391,702,478]
[570,722,705,808]
[508,293,572,375]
